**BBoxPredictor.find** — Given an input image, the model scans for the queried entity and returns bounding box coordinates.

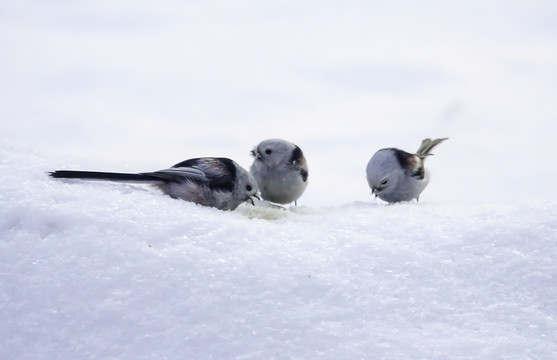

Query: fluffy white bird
[366,138,448,203]
[250,139,308,205]
[50,157,259,210]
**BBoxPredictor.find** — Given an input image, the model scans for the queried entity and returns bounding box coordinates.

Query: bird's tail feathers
[49,170,162,183]
[416,138,448,158]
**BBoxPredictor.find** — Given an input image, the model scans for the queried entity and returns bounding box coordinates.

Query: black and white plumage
[249,139,308,205]
[366,138,448,203]
[50,157,259,210]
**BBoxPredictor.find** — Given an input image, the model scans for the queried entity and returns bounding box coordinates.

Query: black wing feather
[392,149,424,179]
[169,157,237,192]
[289,146,304,164]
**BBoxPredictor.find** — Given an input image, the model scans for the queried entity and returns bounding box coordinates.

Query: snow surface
[2,143,557,359]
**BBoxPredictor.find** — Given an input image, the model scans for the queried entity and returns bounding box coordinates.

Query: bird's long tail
[416,138,448,157]
[49,170,162,183]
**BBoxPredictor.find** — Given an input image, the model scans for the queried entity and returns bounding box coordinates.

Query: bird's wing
[141,166,208,184]
[167,157,237,191]
[393,149,425,179]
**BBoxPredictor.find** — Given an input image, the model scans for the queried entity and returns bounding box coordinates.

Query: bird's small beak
[250,148,261,159]
[246,194,261,206]
[372,188,378,198]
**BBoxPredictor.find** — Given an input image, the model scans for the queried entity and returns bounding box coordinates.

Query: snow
[1,144,557,359]
[2,0,557,358]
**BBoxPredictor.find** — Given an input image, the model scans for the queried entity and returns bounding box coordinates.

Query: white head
[251,138,303,167]
[236,167,259,201]
[366,149,403,199]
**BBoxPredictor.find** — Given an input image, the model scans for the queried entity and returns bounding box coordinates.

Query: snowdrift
[1,144,556,359]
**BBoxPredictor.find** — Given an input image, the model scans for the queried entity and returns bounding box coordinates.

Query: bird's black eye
[380,179,388,186]
[246,185,253,192]
[265,149,272,155]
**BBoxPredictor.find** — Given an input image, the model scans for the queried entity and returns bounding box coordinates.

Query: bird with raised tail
[366,138,448,203]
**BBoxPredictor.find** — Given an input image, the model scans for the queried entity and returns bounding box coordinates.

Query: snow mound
[1,144,556,359]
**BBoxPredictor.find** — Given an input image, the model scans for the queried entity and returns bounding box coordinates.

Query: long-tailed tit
[366,138,448,203]
[250,139,308,205]
[50,157,259,210]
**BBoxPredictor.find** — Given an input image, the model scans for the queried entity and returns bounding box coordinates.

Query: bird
[249,139,308,205]
[49,157,259,211]
[366,138,448,203]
